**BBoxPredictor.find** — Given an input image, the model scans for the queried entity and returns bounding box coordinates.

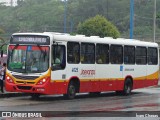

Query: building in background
[0,0,18,6]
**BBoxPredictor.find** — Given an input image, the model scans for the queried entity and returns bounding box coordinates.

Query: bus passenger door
[51,44,67,94]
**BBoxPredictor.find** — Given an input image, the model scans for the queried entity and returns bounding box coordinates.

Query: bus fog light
[39,82,43,85]
[9,79,13,83]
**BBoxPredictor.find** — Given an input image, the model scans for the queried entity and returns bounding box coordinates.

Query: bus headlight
[6,76,14,83]
[36,78,47,85]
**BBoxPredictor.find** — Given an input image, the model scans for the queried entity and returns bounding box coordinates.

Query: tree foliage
[0,28,7,53]
[0,28,5,42]
[0,28,4,34]
[77,15,120,38]
[0,0,159,40]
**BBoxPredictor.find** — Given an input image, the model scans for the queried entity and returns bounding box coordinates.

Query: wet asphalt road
[0,87,160,120]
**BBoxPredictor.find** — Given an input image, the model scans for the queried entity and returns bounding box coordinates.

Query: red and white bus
[5,32,159,99]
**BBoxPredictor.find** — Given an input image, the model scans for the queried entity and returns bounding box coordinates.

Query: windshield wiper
[37,44,45,53]
[37,44,47,61]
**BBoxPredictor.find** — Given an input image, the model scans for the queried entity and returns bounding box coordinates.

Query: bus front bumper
[5,82,52,95]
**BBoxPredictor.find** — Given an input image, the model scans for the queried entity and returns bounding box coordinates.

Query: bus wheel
[64,82,76,99]
[123,78,132,96]
[30,93,40,100]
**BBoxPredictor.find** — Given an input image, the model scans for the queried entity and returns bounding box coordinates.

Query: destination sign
[10,35,50,45]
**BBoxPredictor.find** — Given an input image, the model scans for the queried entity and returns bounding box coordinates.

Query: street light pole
[130,0,134,39]
[153,0,156,42]
[11,0,13,6]
[64,0,67,33]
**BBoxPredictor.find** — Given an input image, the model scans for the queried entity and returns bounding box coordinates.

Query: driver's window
[8,49,25,69]
[52,45,66,70]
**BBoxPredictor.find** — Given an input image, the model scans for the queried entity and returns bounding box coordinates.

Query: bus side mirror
[1,50,3,57]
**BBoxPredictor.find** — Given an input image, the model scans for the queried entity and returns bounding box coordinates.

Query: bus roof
[12,32,158,48]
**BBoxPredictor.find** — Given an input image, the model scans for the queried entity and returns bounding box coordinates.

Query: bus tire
[64,82,76,99]
[30,93,40,100]
[123,78,132,96]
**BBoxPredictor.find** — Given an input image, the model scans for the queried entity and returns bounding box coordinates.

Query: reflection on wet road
[0,87,160,119]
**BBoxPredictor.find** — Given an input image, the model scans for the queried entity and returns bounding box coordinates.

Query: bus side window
[67,42,80,64]
[110,45,123,64]
[81,43,95,64]
[136,47,147,65]
[96,44,109,64]
[124,56,128,63]
[148,47,158,65]
[81,55,84,63]
[124,46,135,64]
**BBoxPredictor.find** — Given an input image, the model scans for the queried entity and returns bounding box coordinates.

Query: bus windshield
[8,45,49,73]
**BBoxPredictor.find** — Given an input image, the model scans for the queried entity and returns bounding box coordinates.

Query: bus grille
[13,75,39,80]
[17,86,32,90]
[16,81,35,84]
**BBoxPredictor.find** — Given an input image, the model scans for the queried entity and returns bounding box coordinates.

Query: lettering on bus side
[124,68,134,71]
[80,69,95,76]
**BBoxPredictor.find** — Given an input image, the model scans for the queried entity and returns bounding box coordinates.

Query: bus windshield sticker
[120,65,123,71]
[72,68,78,72]
[27,46,32,51]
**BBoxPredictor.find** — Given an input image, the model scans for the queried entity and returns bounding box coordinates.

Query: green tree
[0,28,5,42]
[0,28,7,53]
[77,15,120,38]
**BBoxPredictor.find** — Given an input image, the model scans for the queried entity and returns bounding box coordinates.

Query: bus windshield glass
[8,45,49,73]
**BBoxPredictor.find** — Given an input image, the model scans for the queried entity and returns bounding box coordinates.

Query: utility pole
[64,0,67,33]
[11,0,13,6]
[130,0,134,39]
[107,0,109,18]
[153,0,156,42]
[70,20,73,33]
